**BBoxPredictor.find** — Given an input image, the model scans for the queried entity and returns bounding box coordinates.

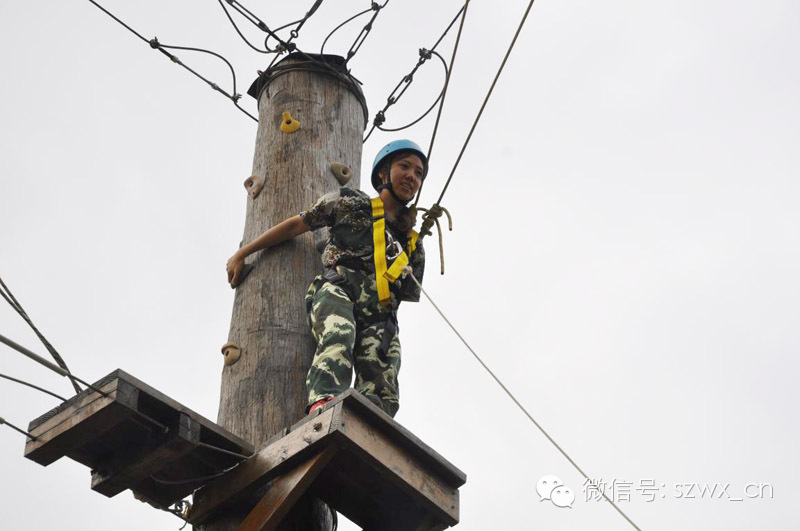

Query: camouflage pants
[304,267,401,417]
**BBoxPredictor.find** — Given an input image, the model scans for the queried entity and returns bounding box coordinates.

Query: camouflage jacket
[300,187,424,303]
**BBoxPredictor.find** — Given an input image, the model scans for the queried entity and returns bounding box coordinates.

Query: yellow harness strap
[409,230,419,253]
[371,197,413,305]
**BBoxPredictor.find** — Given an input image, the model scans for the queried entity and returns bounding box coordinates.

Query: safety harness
[371,197,419,306]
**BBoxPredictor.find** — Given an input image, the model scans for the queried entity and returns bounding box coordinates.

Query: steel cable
[0,332,107,396]
[415,0,471,207]
[375,51,449,133]
[86,0,256,122]
[216,0,271,53]
[0,416,36,439]
[0,372,67,401]
[436,0,536,205]
[265,0,325,58]
[406,271,643,531]
[0,277,82,394]
[320,6,374,56]
[344,1,391,64]
[362,3,468,143]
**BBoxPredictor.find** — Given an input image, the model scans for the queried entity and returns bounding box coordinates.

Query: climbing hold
[329,162,352,185]
[221,342,242,366]
[243,174,265,199]
[280,111,300,133]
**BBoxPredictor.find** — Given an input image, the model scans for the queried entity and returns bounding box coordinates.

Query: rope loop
[417,203,453,275]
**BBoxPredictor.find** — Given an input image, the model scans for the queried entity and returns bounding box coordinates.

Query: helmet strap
[376,182,411,206]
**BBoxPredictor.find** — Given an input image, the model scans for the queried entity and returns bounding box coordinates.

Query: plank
[24,379,139,466]
[334,406,460,525]
[238,446,338,531]
[334,390,466,488]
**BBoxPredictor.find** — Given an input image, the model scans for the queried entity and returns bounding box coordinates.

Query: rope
[414,204,452,275]
[86,0,257,122]
[363,3,467,143]
[405,271,643,531]
[0,277,81,394]
[0,372,67,401]
[0,416,37,439]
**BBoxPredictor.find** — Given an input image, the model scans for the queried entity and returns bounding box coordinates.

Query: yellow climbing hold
[280,111,300,133]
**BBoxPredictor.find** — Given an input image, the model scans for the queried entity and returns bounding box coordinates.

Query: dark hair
[388,206,416,234]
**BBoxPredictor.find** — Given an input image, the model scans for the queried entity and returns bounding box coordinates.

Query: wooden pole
[199,54,366,530]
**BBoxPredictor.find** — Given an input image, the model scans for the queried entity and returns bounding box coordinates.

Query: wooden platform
[191,390,467,531]
[24,369,254,509]
[23,371,467,530]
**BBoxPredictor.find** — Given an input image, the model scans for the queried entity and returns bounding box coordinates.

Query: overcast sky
[1,1,798,529]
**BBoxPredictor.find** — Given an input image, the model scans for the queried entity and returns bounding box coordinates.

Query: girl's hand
[226,253,244,286]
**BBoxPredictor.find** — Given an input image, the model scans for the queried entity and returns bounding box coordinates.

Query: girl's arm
[226,215,311,286]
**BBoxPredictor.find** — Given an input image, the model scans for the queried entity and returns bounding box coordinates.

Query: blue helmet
[370,139,428,192]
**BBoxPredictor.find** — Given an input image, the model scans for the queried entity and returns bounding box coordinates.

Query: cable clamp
[373,110,386,127]
[419,48,432,60]
[371,2,380,11]
[149,37,160,49]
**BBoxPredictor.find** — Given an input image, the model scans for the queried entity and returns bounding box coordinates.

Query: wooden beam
[91,412,201,497]
[414,513,448,531]
[189,405,337,525]
[238,446,338,531]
